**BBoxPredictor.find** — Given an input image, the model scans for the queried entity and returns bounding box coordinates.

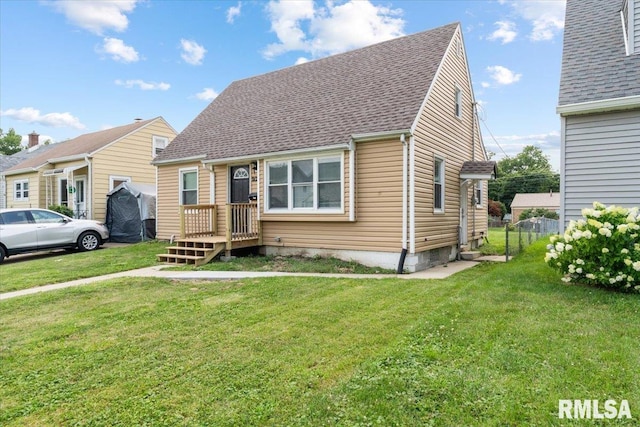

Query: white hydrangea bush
[545,202,640,292]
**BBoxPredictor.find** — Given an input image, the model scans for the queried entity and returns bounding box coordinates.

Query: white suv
[0,208,109,263]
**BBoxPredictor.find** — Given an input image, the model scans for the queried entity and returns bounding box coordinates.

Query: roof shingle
[5,118,159,172]
[156,23,459,163]
[559,0,640,105]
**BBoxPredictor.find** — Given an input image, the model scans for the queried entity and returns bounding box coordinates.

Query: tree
[518,208,559,221]
[488,145,560,211]
[0,128,23,155]
[488,199,506,218]
[497,145,552,176]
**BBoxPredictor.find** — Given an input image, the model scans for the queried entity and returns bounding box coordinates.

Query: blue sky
[0,0,566,170]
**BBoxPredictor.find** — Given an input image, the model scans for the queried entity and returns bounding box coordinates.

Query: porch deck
[157,203,261,266]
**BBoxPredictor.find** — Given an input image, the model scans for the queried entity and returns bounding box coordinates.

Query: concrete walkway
[0,260,480,301]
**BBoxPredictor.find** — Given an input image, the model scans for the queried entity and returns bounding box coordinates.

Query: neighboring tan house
[154,23,495,272]
[557,0,640,227]
[3,117,176,221]
[511,192,561,222]
[0,133,56,209]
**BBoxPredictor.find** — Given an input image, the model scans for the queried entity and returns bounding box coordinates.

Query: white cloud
[502,0,565,41]
[115,79,171,90]
[263,0,405,60]
[195,88,219,101]
[487,20,517,44]
[49,0,138,35]
[295,57,310,65]
[98,37,140,62]
[1,107,85,129]
[486,65,522,86]
[227,2,242,23]
[180,39,207,65]
[485,131,561,171]
[481,82,491,88]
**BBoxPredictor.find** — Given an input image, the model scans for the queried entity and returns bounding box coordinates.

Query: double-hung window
[180,168,198,205]
[434,157,444,212]
[14,179,29,201]
[267,155,342,212]
[475,182,483,207]
[454,86,462,118]
[153,136,169,158]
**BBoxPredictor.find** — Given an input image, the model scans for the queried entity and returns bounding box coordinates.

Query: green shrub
[545,202,640,292]
[519,207,559,221]
[48,204,74,218]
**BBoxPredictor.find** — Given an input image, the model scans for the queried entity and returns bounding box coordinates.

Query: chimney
[28,131,39,148]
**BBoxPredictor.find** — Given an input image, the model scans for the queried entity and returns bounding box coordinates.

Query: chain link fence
[505,217,560,261]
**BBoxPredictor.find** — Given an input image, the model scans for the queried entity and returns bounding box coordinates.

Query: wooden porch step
[157,237,226,267]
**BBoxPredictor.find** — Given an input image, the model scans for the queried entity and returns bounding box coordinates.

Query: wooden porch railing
[180,204,217,238]
[225,203,261,242]
[179,203,261,244]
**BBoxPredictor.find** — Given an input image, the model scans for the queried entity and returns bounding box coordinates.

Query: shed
[106,182,156,242]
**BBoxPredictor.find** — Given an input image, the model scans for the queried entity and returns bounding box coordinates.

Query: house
[2,117,176,221]
[510,192,561,222]
[0,133,57,209]
[153,23,495,272]
[557,0,640,227]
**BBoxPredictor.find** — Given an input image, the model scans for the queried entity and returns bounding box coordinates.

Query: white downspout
[401,134,408,250]
[85,156,92,219]
[409,135,416,255]
[349,140,355,222]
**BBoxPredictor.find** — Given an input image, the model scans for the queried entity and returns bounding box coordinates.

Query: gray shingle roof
[156,23,459,163]
[0,144,57,173]
[460,161,497,179]
[559,0,640,105]
[511,192,560,209]
[5,118,160,173]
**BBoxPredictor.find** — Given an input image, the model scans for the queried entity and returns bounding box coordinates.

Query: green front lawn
[2,240,638,425]
[0,241,168,293]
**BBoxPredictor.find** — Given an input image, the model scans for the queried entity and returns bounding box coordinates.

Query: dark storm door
[230,166,250,203]
[230,165,251,235]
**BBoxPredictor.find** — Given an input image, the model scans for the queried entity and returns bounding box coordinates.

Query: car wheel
[0,246,5,264]
[78,231,101,252]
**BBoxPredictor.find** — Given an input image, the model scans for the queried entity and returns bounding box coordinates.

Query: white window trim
[475,181,483,208]
[14,179,29,201]
[58,177,68,206]
[434,156,445,214]
[109,175,131,191]
[153,136,169,158]
[179,167,198,206]
[455,85,463,119]
[264,152,344,214]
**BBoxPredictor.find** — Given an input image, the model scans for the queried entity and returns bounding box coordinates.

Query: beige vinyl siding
[413,29,487,252]
[262,140,403,252]
[156,161,212,240]
[5,172,43,208]
[92,120,175,221]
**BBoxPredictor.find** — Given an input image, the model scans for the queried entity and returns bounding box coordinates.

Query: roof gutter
[2,167,40,176]
[47,153,90,164]
[351,129,411,142]
[202,143,350,166]
[557,95,640,116]
[152,154,207,166]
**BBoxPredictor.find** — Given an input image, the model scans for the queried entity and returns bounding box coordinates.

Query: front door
[230,165,251,236]
[74,177,87,218]
[230,166,250,203]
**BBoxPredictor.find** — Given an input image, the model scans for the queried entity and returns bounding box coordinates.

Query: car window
[31,210,66,224]
[0,211,31,224]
